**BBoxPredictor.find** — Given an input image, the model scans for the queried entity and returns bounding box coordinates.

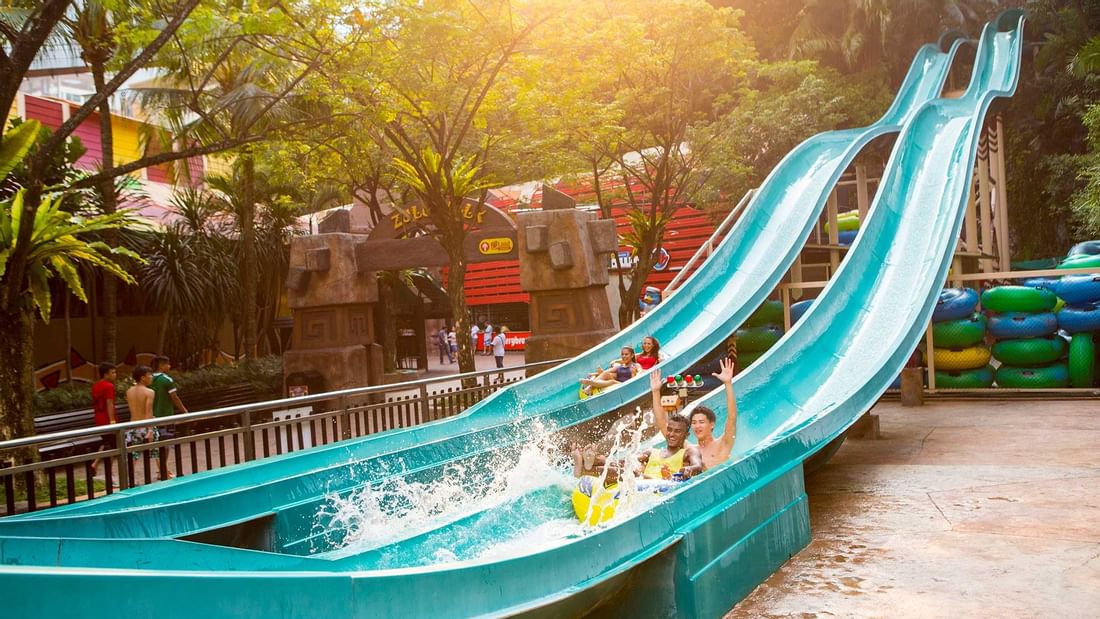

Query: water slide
[0,30,961,525]
[0,12,1025,618]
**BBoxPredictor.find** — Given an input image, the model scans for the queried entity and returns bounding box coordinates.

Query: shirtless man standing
[650,357,737,470]
[125,365,158,453]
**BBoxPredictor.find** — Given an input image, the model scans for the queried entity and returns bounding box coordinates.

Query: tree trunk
[92,64,119,364]
[0,305,38,447]
[64,292,72,384]
[240,152,258,362]
[157,312,171,356]
[448,252,476,385]
[378,273,397,373]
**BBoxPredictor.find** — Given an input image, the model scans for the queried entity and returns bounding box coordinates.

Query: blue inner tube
[1068,240,1100,256]
[1057,303,1100,334]
[987,312,1058,339]
[790,299,814,325]
[1055,274,1100,306]
[1021,276,1059,291]
[837,229,858,246]
[933,288,979,322]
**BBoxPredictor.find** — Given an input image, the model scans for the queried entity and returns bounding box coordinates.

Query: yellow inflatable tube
[571,475,688,525]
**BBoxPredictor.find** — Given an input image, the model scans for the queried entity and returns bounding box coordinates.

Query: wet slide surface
[0,12,1025,619]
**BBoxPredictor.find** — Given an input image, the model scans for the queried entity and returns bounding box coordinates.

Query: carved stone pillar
[283,233,383,394]
[519,186,618,365]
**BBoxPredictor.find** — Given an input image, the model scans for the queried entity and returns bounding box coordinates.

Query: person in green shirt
[151,355,188,419]
[150,355,186,480]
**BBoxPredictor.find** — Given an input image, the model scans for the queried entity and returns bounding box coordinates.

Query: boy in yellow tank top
[639,413,703,480]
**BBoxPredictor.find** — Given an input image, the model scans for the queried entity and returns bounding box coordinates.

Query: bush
[33,356,284,416]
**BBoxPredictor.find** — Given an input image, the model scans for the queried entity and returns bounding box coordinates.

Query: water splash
[312,408,670,567]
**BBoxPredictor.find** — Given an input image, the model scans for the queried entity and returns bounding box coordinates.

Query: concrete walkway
[729,398,1100,618]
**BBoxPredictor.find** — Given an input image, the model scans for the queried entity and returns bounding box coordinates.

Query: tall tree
[65,0,123,363]
[543,0,757,325]
[321,0,567,375]
[0,0,343,441]
[0,121,139,444]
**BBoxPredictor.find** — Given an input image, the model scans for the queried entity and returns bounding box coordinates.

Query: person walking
[483,323,494,356]
[447,327,458,364]
[471,323,481,355]
[90,362,118,476]
[492,326,508,382]
[150,355,185,479]
[436,326,449,364]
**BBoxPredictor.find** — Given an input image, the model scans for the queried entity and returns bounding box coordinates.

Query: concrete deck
[729,399,1100,618]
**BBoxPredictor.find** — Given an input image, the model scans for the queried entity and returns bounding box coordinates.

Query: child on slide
[580,346,641,399]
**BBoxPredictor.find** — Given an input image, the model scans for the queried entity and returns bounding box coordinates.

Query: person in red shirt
[90,362,118,476]
[636,335,664,370]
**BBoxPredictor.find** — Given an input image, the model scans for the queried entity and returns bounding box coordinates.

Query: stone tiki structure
[283,232,383,394]
[518,186,618,365]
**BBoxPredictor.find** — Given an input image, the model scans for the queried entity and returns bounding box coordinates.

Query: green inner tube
[1059,254,1100,270]
[995,363,1070,388]
[1068,333,1096,388]
[991,336,1067,366]
[824,213,860,233]
[981,286,1057,313]
[933,346,991,371]
[743,300,784,328]
[932,313,986,348]
[935,365,994,389]
[735,325,782,352]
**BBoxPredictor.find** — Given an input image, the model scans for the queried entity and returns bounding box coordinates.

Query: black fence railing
[0,358,564,517]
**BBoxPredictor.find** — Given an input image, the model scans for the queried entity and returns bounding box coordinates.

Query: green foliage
[32,356,284,416]
[1004,1,1100,258]
[0,125,140,322]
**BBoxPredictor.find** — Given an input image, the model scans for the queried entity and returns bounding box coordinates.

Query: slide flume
[0,32,962,526]
[0,13,1026,619]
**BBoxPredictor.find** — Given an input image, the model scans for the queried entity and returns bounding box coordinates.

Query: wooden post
[827,190,840,273]
[781,287,792,331]
[790,255,804,301]
[993,116,1012,271]
[855,164,870,220]
[976,132,994,273]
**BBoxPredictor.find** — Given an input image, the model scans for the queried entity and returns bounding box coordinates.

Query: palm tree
[0,121,140,444]
[139,28,306,361]
[788,0,998,80]
[138,187,239,363]
[65,0,124,363]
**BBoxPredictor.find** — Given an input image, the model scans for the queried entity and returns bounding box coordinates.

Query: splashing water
[313,409,670,567]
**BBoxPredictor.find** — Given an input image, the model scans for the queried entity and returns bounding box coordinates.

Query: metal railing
[664,189,755,294]
[0,358,565,516]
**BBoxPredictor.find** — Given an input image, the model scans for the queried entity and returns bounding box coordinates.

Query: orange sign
[479,237,514,255]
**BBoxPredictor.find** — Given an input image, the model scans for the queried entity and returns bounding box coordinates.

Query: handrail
[0,357,567,451]
[664,188,755,294]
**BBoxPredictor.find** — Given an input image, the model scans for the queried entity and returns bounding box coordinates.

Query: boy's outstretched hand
[650,369,663,392]
[713,357,735,385]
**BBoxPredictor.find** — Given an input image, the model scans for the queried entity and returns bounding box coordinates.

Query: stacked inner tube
[824,210,860,247]
[735,300,784,371]
[931,288,992,388]
[983,286,1068,387]
[1020,244,1100,387]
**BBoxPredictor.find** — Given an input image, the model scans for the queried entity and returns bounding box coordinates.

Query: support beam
[993,116,1012,271]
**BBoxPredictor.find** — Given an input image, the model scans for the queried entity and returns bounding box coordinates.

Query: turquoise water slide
[0,29,959,527]
[0,12,1025,618]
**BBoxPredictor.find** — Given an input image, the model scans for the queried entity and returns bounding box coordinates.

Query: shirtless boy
[650,357,738,470]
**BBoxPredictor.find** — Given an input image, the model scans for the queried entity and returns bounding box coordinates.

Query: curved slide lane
[0,33,963,525]
[0,15,1029,619]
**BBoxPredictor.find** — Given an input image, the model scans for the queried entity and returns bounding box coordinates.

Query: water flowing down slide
[0,31,962,526]
[0,13,1025,619]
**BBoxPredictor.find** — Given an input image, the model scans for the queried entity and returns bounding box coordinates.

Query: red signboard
[503,331,529,351]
